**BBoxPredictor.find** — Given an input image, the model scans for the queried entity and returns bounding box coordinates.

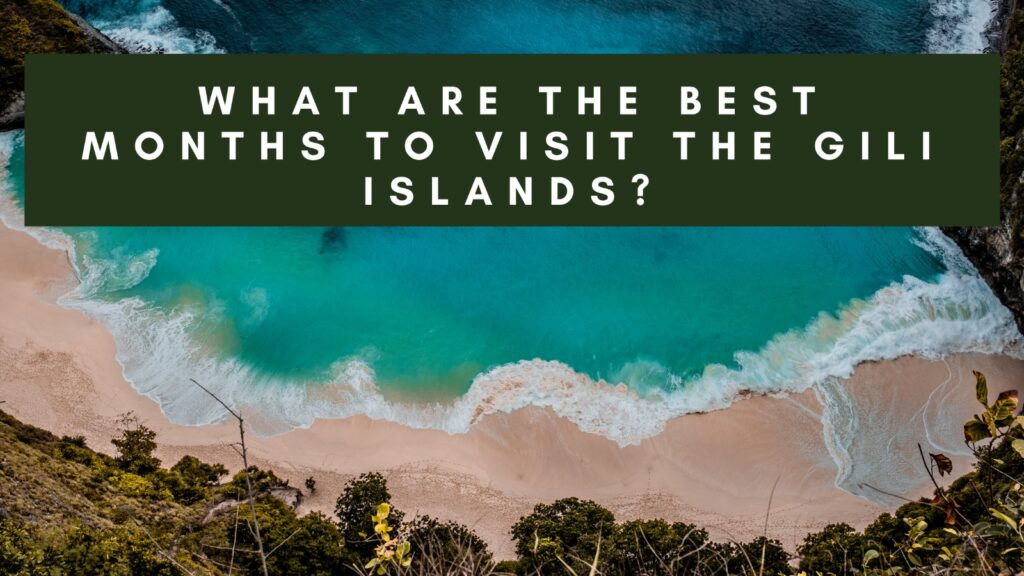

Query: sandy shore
[2,222,1024,558]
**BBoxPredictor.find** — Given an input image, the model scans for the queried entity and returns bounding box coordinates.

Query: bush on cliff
[336,471,406,558]
[0,0,116,119]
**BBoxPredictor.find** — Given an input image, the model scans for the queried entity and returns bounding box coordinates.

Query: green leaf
[863,549,880,565]
[983,411,999,438]
[990,508,1018,529]
[994,390,1020,421]
[907,551,922,566]
[976,371,989,407]
[965,417,991,443]
[1012,439,1024,459]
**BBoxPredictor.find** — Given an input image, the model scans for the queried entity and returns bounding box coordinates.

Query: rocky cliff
[0,0,124,131]
[943,9,1024,333]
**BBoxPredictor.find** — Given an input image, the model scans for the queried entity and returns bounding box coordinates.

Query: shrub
[606,519,712,575]
[406,515,494,574]
[222,465,289,496]
[335,472,405,557]
[54,437,96,466]
[0,519,46,576]
[108,469,173,500]
[211,497,355,576]
[48,525,179,576]
[110,412,160,475]
[510,497,616,575]
[797,523,865,575]
[168,455,226,504]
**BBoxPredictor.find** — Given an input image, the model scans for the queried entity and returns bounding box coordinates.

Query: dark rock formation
[0,0,124,132]
[943,226,1024,333]
[943,9,1024,333]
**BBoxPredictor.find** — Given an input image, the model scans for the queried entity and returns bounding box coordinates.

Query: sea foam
[926,0,998,52]
[84,0,222,54]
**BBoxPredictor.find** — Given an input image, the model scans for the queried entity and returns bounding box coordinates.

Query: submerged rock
[319,226,347,254]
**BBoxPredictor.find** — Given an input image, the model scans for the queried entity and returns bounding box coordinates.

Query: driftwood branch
[190,378,270,576]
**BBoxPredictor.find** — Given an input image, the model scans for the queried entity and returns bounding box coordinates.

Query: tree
[736,537,791,576]
[110,412,160,474]
[606,519,712,575]
[334,472,404,557]
[223,466,288,495]
[168,455,227,504]
[406,515,493,573]
[798,523,865,576]
[305,476,317,494]
[171,455,227,486]
[510,497,616,575]
[221,498,355,576]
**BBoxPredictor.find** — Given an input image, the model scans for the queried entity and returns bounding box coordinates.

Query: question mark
[632,174,650,206]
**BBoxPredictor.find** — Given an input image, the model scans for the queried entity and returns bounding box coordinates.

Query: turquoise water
[62,225,944,397]
[0,0,1014,440]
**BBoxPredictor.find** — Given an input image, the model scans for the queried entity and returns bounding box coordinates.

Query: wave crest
[926,0,997,53]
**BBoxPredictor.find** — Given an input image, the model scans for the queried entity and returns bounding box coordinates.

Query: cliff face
[0,0,124,131]
[943,9,1024,333]
[943,227,1024,333]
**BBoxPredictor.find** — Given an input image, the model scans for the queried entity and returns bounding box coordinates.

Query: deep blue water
[61,0,955,55]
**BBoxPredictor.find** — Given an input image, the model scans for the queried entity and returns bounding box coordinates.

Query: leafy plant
[363,503,412,575]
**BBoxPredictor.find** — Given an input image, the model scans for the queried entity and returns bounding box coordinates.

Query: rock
[0,1,125,132]
[943,225,1024,334]
[942,7,1024,334]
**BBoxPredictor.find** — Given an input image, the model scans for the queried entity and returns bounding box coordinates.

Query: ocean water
[60,0,993,54]
[0,0,1019,448]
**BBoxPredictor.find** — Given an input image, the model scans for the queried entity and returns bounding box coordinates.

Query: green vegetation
[0,401,806,576]
[0,372,1018,576]
[11,368,1024,575]
[0,0,119,123]
[337,472,406,558]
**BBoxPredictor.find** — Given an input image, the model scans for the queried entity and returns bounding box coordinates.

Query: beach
[3,221,1024,558]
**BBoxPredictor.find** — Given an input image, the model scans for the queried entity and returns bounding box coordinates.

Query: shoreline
[3,222,1024,557]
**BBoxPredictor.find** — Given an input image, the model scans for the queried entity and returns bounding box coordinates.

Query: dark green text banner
[25,54,998,226]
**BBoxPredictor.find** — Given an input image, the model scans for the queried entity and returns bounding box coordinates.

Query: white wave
[0,132,79,256]
[926,0,997,53]
[89,4,222,54]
